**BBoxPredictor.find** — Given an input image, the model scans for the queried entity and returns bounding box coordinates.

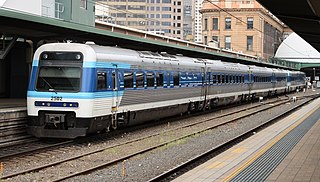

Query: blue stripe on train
[27,91,124,99]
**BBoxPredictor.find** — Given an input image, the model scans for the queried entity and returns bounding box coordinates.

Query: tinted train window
[97,72,107,90]
[212,74,217,84]
[221,75,225,84]
[124,72,133,88]
[147,72,155,87]
[166,72,170,86]
[157,73,164,87]
[36,66,81,92]
[136,72,144,88]
[217,75,221,84]
[173,72,179,86]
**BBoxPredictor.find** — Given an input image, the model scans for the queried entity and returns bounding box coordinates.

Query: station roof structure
[257,0,320,52]
[0,7,293,70]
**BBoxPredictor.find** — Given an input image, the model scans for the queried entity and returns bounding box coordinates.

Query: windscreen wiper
[40,77,57,94]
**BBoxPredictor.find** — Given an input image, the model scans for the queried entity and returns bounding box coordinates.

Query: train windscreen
[36,52,83,92]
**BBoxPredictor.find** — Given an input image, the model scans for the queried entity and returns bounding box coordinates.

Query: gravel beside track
[70,99,309,182]
[1,91,318,181]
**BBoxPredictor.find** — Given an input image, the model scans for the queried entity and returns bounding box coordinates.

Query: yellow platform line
[222,103,320,182]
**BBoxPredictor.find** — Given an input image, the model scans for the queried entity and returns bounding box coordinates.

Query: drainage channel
[229,106,320,181]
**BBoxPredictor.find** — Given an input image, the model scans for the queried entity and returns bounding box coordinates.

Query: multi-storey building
[96,0,193,40]
[202,0,289,60]
[0,0,94,26]
[194,0,203,43]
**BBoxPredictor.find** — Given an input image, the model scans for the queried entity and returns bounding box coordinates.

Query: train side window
[226,75,229,84]
[217,74,221,84]
[221,74,225,84]
[147,72,155,87]
[173,72,179,86]
[236,76,239,83]
[212,74,217,84]
[124,72,133,88]
[136,72,144,88]
[97,72,107,90]
[157,73,164,87]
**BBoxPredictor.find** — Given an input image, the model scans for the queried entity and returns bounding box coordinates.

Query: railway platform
[173,97,320,182]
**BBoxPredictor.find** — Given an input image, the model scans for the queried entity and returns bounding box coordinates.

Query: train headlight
[35,101,79,108]
[43,54,48,59]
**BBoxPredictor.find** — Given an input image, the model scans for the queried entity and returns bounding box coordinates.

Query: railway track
[2,94,316,181]
[0,95,287,160]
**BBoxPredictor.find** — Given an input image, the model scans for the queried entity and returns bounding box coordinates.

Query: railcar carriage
[248,66,274,97]
[287,70,306,92]
[27,43,306,138]
[205,61,250,106]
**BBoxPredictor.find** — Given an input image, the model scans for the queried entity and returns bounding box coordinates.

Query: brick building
[202,0,291,60]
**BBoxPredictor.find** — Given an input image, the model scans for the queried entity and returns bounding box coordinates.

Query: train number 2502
[51,96,62,101]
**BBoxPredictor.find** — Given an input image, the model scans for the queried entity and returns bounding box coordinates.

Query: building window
[204,18,208,30]
[204,36,207,45]
[212,36,219,47]
[225,17,231,30]
[80,0,87,9]
[247,36,253,51]
[213,18,218,30]
[247,17,253,29]
[225,36,231,49]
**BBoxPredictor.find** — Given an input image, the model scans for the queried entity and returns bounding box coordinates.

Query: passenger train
[27,43,306,138]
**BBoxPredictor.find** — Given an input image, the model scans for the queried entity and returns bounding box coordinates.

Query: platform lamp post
[313,68,316,89]
[313,68,316,81]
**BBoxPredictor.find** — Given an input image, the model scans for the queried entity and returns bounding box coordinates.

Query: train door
[111,65,120,129]
[247,69,253,96]
[201,66,208,110]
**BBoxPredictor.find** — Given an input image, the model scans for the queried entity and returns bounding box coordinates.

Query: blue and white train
[27,43,306,138]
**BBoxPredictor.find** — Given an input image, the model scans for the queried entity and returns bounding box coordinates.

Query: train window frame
[135,71,145,89]
[97,72,107,90]
[212,74,217,85]
[173,72,179,87]
[147,71,155,88]
[217,74,221,84]
[156,72,164,88]
[123,71,134,89]
[221,74,225,84]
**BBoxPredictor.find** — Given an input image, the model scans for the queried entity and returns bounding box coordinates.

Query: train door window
[207,72,211,85]
[156,72,164,87]
[97,72,107,90]
[173,72,179,87]
[136,72,144,88]
[147,72,155,87]
[124,72,133,88]
[112,72,116,90]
